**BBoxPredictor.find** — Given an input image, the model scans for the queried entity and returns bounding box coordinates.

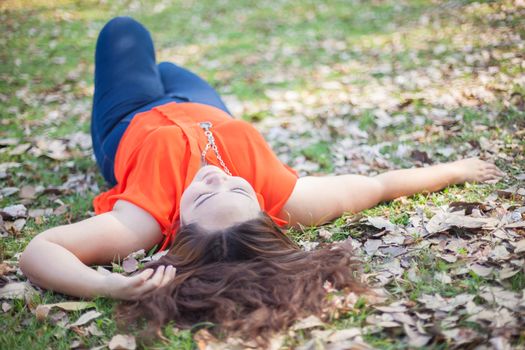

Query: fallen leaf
[498,266,519,280]
[0,263,16,276]
[434,272,452,284]
[53,205,68,216]
[19,185,37,199]
[470,264,493,277]
[0,282,37,300]
[0,204,27,219]
[366,217,397,232]
[490,245,510,260]
[0,138,19,146]
[122,257,139,274]
[513,239,525,253]
[426,211,498,234]
[68,310,101,328]
[28,208,54,218]
[85,323,104,336]
[108,334,136,350]
[35,305,51,321]
[374,305,407,313]
[9,143,31,156]
[38,301,95,312]
[318,228,333,240]
[194,329,219,350]
[2,302,12,312]
[364,239,382,256]
[4,218,26,235]
[0,187,19,197]
[403,324,431,347]
[292,315,325,330]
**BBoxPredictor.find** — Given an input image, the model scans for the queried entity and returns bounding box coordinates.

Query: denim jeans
[91,16,231,186]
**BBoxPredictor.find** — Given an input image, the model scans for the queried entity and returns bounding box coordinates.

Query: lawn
[1,0,524,349]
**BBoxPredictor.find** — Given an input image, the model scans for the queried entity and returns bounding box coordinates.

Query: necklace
[199,121,232,176]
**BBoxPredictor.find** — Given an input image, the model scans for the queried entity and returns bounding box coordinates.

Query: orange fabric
[93,102,298,250]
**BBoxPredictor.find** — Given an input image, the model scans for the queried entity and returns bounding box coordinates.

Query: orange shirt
[93,102,298,250]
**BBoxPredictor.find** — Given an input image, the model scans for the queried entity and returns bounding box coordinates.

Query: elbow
[19,238,37,280]
[19,235,47,282]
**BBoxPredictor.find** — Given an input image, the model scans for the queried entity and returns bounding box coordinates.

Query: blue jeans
[91,16,231,186]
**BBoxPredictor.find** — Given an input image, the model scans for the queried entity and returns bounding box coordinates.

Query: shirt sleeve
[243,123,298,225]
[103,127,185,236]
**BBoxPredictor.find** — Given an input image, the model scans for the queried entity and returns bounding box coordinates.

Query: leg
[91,16,165,185]
[158,62,231,115]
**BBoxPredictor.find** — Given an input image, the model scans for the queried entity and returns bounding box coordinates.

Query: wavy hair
[116,212,364,346]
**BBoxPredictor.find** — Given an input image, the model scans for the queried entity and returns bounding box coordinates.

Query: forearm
[375,162,461,201]
[20,235,107,299]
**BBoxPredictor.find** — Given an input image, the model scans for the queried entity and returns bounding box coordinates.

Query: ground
[0,0,524,349]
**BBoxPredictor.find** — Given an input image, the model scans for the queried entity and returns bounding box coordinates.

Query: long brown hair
[117,212,364,346]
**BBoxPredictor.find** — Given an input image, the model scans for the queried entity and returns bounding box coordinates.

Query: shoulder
[141,125,185,148]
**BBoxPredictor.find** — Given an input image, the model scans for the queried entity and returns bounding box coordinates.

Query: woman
[20,17,503,341]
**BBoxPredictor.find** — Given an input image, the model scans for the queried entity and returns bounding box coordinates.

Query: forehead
[190,193,260,229]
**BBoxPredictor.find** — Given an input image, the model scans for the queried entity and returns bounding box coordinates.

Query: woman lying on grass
[20,17,504,343]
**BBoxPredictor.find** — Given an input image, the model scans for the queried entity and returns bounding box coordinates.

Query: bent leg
[92,16,164,139]
[91,16,165,185]
[158,62,231,115]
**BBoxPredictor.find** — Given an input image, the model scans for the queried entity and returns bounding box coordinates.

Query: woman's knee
[99,16,147,40]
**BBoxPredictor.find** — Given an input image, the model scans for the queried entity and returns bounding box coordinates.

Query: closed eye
[194,188,252,208]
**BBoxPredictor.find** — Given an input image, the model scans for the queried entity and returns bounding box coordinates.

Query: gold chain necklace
[199,122,232,176]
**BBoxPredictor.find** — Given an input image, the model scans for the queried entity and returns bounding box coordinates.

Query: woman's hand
[452,158,505,184]
[101,265,176,300]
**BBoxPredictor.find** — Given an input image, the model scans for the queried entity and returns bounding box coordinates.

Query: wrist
[93,271,113,298]
[446,161,466,185]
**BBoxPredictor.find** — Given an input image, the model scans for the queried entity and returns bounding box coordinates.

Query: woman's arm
[20,200,175,299]
[280,158,504,227]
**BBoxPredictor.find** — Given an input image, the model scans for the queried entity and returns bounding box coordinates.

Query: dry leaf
[318,228,333,240]
[403,324,431,347]
[122,257,139,273]
[2,302,12,313]
[366,217,397,231]
[0,263,16,276]
[364,239,381,256]
[0,204,27,219]
[35,305,51,321]
[19,185,37,199]
[68,310,101,327]
[470,264,493,277]
[0,282,37,300]
[108,334,136,350]
[194,329,220,350]
[4,218,26,235]
[8,143,31,156]
[85,323,104,336]
[426,211,498,234]
[292,315,325,330]
[38,301,95,312]
[498,267,519,280]
[513,239,525,253]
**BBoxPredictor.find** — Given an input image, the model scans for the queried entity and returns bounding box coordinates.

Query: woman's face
[180,165,261,231]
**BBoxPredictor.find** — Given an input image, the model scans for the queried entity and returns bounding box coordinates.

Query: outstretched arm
[280,158,504,227]
[20,200,175,299]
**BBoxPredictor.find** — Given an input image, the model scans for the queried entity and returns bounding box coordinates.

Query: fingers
[133,265,176,296]
[128,268,155,287]
[149,265,166,286]
[160,265,177,287]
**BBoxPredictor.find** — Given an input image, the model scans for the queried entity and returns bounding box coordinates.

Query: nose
[205,172,228,185]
